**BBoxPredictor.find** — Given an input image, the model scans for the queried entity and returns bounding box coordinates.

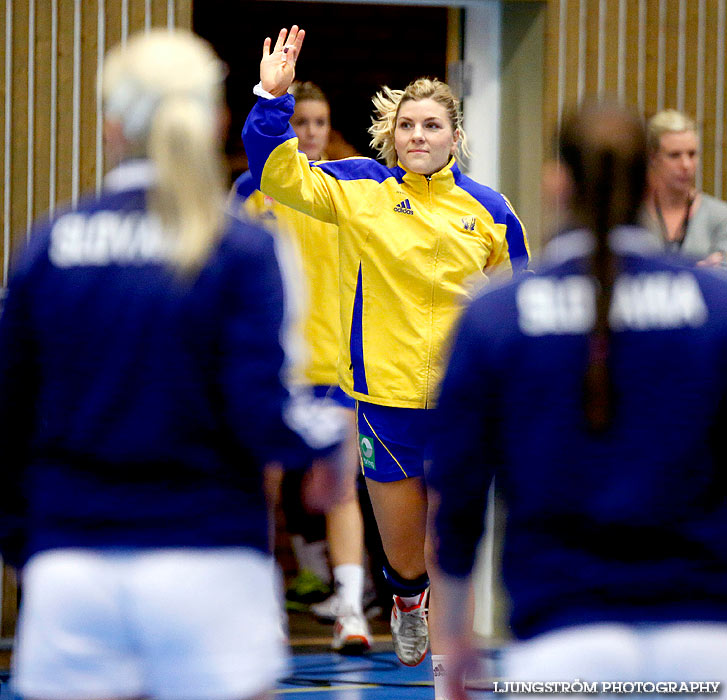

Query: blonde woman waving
[243,26,529,696]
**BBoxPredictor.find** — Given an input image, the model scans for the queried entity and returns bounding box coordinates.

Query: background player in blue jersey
[242,27,529,694]
[431,102,727,699]
[0,29,348,700]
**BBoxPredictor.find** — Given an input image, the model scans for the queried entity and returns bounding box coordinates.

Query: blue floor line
[278,651,433,697]
[0,652,495,699]
[279,651,495,698]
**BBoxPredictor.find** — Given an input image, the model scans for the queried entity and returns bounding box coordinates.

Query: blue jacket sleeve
[218,222,342,470]
[429,300,501,578]
[242,94,297,190]
[232,171,257,201]
[0,241,45,567]
[504,204,530,274]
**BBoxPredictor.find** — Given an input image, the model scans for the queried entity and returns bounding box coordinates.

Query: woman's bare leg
[365,476,427,580]
[327,412,364,570]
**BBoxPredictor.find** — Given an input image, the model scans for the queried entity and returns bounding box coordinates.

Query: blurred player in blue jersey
[0,29,349,700]
[431,102,727,699]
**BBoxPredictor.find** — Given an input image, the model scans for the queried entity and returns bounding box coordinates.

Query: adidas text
[394,199,414,215]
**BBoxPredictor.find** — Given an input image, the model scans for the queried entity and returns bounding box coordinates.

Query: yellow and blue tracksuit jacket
[243,93,530,409]
[232,173,340,387]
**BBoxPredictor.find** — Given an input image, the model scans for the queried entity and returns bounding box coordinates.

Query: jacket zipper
[424,175,437,409]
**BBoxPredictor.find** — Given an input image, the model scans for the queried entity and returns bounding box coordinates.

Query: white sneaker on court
[332,609,373,655]
[391,588,429,666]
[311,588,380,622]
[311,592,342,622]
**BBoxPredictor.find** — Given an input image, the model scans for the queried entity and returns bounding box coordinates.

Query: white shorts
[12,547,288,700]
[503,622,727,695]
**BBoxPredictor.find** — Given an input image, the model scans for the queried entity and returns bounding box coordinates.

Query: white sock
[432,654,450,700]
[290,535,331,584]
[333,563,364,614]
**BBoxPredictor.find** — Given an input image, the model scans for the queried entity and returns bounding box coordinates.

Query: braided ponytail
[558,103,648,431]
[583,150,617,431]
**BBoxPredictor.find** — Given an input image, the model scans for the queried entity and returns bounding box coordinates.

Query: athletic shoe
[311,587,380,623]
[285,569,331,611]
[390,589,429,666]
[332,609,373,655]
[310,592,342,621]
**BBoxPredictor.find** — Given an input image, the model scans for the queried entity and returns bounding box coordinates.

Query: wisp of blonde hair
[368,77,468,168]
[646,109,697,154]
[102,29,227,274]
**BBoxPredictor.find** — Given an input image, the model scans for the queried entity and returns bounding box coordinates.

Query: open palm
[260,25,305,97]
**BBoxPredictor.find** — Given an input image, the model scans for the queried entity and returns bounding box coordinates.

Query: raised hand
[260,25,305,98]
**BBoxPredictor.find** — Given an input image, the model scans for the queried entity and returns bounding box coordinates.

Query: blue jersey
[430,227,727,640]
[0,160,343,567]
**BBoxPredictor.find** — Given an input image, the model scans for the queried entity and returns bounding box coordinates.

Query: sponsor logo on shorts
[359,434,376,470]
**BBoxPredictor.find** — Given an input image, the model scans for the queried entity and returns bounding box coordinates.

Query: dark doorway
[194,1,449,176]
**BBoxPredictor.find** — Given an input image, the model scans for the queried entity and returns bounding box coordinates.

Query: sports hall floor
[279,610,496,699]
[0,611,497,699]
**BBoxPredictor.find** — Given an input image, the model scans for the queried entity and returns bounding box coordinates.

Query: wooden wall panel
[663,0,680,111]
[1,567,16,638]
[624,0,640,109]
[10,0,29,250]
[104,2,123,176]
[176,0,192,32]
[129,0,148,34]
[151,0,169,28]
[702,0,718,193]
[543,0,560,143]
[643,0,660,117]
[105,1,122,51]
[684,0,699,121]
[1,0,7,279]
[721,0,727,195]
[584,0,599,96]
[33,1,52,220]
[544,0,727,201]
[56,1,74,208]
[603,0,620,97]
[564,0,581,107]
[80,0,99,194]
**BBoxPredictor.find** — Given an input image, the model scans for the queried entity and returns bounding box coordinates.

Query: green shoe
[285,569,331,611]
